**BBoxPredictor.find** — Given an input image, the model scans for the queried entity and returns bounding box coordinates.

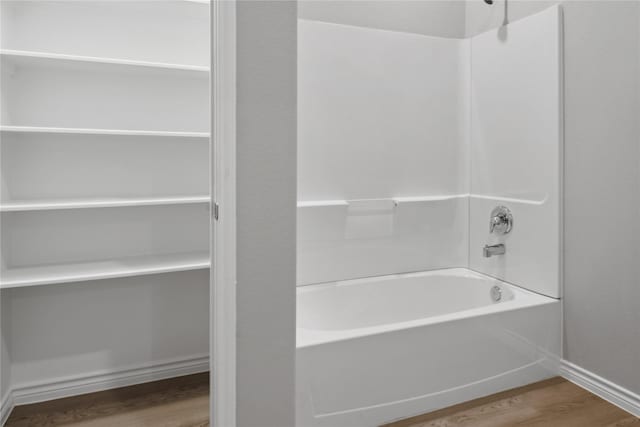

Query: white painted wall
[469,6,562,299]
[0,2,10,415]
[299,0,467,39]
[466,0,640,399]
[1,133,209,202]
[561,1,640,396]
[3,272,209,394]
[236,1,297,426]
[0,0,209,66]
[0,297,10,408]
[297,20,470,285]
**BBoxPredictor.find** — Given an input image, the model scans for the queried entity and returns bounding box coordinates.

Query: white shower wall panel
[469,6,562,298]
[297,20,470,284]
[298,20,469,201]
[298,197,469,285]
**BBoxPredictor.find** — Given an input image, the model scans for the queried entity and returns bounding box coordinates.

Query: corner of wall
[0,391,14,427]
[0,294,13,426]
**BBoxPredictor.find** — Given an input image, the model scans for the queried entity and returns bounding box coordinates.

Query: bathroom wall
[299,0,466,38]
[467,0,640,401]
[297,19,470,285]
[236,1,297,426]
[560,1,640,397]
[297,4,562,293]
[465,0,559,38]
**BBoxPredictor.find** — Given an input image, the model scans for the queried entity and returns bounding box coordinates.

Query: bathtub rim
[297,267,559,349]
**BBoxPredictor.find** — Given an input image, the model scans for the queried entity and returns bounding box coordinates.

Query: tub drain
[490,285,502,302]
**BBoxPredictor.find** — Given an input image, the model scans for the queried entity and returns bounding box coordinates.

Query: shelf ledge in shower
[297,195,468,209]
[0,49,210,74]
[0,126,210,139]
[0,252,210,289]
[297,200,349,208]
[0,196,210,212]
[393,194,468,203]
[469,194,547,206]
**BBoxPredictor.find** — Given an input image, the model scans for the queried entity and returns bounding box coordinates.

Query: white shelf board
[0,126,210,139]
[0,196,210,212]
[1,49,209,74]
[0,252,210,289]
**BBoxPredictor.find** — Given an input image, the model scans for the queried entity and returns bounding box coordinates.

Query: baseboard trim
[560,360,640,418]
[1,353,209,425]
[0,391,14,427]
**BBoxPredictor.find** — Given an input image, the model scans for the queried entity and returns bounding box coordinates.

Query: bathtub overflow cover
[490,286,502,302]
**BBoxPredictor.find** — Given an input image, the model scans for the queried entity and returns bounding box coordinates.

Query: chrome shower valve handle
[489,206,513,235]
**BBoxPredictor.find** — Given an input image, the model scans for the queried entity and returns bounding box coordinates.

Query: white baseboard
[0,391,14,427]
[1,354,209,426]
[560,359,640,418]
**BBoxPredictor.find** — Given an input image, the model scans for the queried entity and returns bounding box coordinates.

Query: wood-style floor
[5,375,638,427]
[384,377,640,427]
[5,373,209,427]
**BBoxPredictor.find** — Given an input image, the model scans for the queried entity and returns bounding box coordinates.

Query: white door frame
[211,1,236,426]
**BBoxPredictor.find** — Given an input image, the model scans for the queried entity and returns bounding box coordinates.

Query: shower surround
[297,6,563,426]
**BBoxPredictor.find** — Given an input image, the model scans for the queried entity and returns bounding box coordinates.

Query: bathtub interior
[296,268,555,348]
[298,269,516,331]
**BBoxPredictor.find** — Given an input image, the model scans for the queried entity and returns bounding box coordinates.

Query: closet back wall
[3,271,209,394]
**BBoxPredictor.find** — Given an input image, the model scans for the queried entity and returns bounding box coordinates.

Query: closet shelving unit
[0,0,211,290]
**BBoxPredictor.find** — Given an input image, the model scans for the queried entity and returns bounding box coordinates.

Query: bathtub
[296,268,560,427]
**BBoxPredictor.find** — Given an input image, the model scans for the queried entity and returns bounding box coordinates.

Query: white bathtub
[296,268,560,427]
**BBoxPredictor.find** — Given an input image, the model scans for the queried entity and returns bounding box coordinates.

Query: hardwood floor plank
[5,373,209,427]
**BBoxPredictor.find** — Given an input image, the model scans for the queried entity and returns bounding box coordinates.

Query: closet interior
[0,0,211,415]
